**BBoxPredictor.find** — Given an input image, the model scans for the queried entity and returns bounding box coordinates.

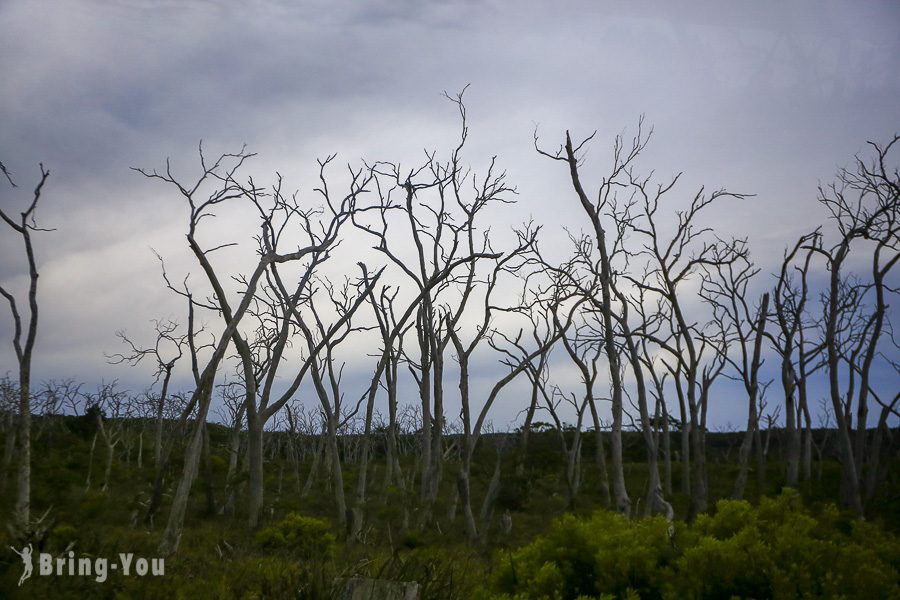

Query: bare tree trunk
[688,395,707,517]
[783,362,801,487]
[13,388,30,528]
[825,267,864,517]
[799,355,813,483]
[478,454,502,544]
[734,403,758,500]
[158,380,217,555]
[676,385,691,498]
[587,403,611,508]
[85,432,98,491]
[456,468,478,541]
[1,412,17,495]
[660,399,673,497]
[755,422,766,494]
[381,365,399,491]
[246,416,264,529]
[515,374,540,478]
[328,414,347,533]
[551,132,631,515]
[865,398,898,506]
[302,431,325,498]
[201,422,216,515]
[416,313,434,507]
[428,349,445,507]
[801,406,813,483]
[352,356,386,539]
[724,290,770,502]
[159,417,204,554]
[154,366,173,470]
[2,167,49,533]
[221,401,245,515]
[809,155,899,517]
[102,439,117,492]
[618,309,668,518]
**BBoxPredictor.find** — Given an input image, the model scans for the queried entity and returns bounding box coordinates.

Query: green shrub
[497,472,530,511]
[374,546,484,599]
[254,512,335,560]
[206,557,322,600]
[488,511,676,599]
[399,530,423,550]
[485,490,900,600]
[670,491,900,599]
[49,523,79,551]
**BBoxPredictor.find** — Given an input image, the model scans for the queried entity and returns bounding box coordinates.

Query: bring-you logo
[10,544,164,586]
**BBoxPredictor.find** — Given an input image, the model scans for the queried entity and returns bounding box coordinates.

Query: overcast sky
[1,0,898,429]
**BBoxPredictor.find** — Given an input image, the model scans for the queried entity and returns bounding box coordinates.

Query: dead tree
[362,284,411,496]
[519,320,593,513]
[140,261,212,527]
[445,224,558,541]
[282,403,303,496]
[82,382,131,493]
[865,387,900,504]
[617,123,748,518]
[297,408,327,499]
[287,274,378,535]
[33,379,82,442]
[351,89,511,526]
[0,164,50,534]
[771,234,821,486]
[486,289,589,520]
[636,288,675,500]
[537,120,740,518]
[222,158,379,530]
[804,135,899,516]
[0,376,19,496]
[699,243,770,499]
[107,318,190,478]
[761,401,781,460]
[510,286,561,482]
[351,276,415,539]
[136,145,372,553]
[546,399,585,507]
[561,230,673,518]
[215,379,246,516]
[614,281,672,518]
[347,281,403,540]
[535,128,637,516]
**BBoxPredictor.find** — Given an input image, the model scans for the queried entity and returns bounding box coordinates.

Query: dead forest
[1,96,899,596]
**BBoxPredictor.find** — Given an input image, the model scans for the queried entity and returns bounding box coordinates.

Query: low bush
[254,512,335,560]
[484,489,900,600]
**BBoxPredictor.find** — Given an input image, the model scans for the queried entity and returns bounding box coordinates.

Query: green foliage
[7,413,900,598]
[49,523,79,552]
[670,490,900,599]
[180,556,327,600]
[399,529,423,550]
[373,546,484,599]
[209,454,227,473]
[485,490,900,600]
[486,510,676,600]
[254,512,335,560]
[497,472,530,511]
